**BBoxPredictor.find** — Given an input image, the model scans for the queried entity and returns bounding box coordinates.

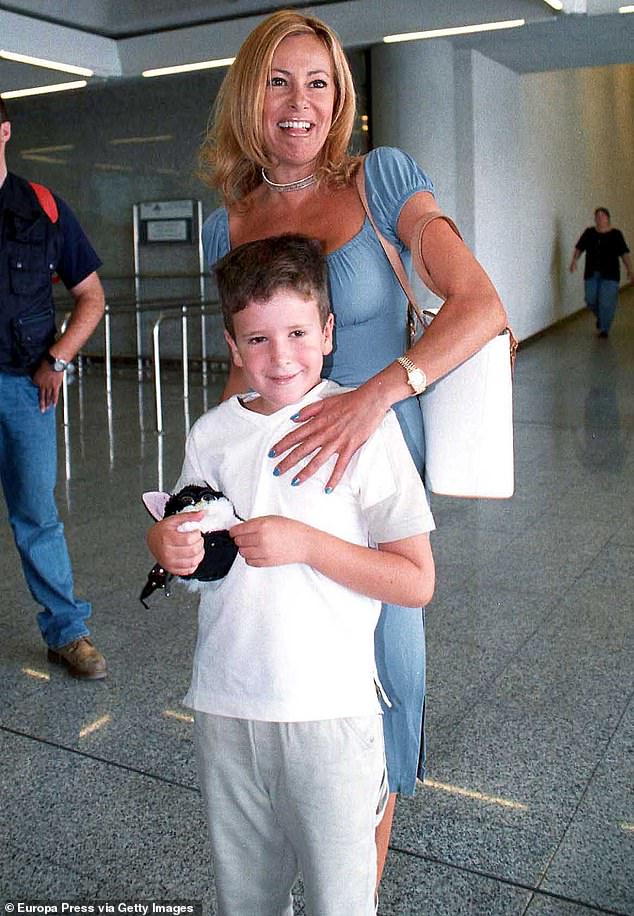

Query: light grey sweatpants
[194,712,387,916]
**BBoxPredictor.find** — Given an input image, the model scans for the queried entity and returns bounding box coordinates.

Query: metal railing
[59,295,230,433]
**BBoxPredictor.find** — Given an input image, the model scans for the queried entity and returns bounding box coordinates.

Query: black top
[575,227,629,281]
[0,172,102,373]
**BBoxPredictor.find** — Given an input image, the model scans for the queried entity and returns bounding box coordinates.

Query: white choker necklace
[261,168,317,192]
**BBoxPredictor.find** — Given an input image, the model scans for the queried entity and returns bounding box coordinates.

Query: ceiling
[1,0,633,97]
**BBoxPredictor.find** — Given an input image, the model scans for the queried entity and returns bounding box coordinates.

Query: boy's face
[225,289,333,415]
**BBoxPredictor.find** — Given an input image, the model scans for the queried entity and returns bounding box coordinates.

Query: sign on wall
[137,199,196,244]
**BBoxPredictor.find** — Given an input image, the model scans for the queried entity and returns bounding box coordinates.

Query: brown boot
[47,637,107,680]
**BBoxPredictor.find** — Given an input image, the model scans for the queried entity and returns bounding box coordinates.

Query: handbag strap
[354,159,518,366]
[354,161,461,326]
[355,163,420,323]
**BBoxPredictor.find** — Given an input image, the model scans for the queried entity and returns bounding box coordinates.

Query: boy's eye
[290,329,306,338]
[248,336,266,345]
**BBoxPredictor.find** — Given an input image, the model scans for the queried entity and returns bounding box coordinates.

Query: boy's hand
[147,512,205,576]
[229,516,312,567]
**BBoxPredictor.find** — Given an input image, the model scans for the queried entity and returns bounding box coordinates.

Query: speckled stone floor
[1,290,633,915]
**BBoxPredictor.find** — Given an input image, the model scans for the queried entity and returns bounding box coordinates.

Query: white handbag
[420,318,515,498]
[356,164,516,499]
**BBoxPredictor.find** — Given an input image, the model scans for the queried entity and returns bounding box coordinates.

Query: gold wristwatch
[397,356,427,394]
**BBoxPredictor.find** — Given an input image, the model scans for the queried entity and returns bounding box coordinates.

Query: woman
[199,9,506,884]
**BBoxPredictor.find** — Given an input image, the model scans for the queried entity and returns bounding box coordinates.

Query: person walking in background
[197,8,506,884]
[570,207,633,338]
[0,99,107,679]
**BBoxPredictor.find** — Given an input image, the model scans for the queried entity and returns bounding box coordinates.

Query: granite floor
[1,289,633,915]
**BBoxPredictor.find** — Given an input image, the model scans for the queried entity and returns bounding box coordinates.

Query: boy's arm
[229,517,434,608]
[147,513,205,576]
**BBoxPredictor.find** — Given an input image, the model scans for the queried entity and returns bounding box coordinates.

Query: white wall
[372,42,634,342]
[471,56,634,340]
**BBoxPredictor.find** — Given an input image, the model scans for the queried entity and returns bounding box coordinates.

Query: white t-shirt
[178,380,435,722]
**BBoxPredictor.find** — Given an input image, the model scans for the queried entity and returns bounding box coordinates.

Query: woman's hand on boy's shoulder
[229,516,313,567]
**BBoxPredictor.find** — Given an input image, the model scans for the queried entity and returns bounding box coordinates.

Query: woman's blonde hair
[199,9,359,204]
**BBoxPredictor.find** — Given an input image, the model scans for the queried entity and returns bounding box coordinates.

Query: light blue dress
[202,146,434,794]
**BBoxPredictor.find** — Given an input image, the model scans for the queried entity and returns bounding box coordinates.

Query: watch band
[397,355,427,394]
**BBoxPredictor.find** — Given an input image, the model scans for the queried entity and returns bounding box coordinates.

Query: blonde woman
[199,9,506,890]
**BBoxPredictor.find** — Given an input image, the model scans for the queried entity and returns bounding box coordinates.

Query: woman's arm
[621,251,633,283]
[269,191,507,490]
[230,516,434,608]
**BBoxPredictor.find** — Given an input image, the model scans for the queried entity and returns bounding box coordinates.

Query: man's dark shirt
[576,227,629,281]
[0,173,101,373]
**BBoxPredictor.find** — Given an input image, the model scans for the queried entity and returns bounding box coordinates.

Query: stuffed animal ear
[142,491,171,520]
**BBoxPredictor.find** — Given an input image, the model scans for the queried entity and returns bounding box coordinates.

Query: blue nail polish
[273,467,281,477]
[268,448,276,458]
[290,412,300,421]
[325,486,333,494]
[291,477,301,487]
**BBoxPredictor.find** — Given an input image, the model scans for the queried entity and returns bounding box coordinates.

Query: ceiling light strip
[1,80,87,99]
[110,135,173,145]
[384,19,525,43]
[0,49,93,76]
[618,4,634,11]
[143,58,235,78]
[21,153,68,163]
[543,0,564,10]
[21,144,74,154]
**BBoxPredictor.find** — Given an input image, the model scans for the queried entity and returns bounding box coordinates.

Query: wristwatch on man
[45,352,69,373]
[397,355,427,395]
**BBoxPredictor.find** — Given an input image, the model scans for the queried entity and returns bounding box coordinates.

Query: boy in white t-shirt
[147,235,435,916]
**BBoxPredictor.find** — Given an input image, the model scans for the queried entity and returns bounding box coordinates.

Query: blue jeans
[0,373,91,648]
[585,273,620,334]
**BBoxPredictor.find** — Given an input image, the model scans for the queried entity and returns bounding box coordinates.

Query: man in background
[0,98,107,678]
[570,207,633,338]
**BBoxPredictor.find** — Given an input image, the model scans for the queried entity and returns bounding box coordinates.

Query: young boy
[147,235,435,916]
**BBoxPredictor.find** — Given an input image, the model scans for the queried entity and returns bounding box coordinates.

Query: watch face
[47,354,67,371]
[411,368,426,392]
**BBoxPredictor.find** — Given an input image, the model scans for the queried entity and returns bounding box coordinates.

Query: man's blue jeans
[585,273,620,334]
[0,373,91,648]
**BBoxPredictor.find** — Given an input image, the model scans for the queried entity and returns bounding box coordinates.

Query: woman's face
[262,32,336,178]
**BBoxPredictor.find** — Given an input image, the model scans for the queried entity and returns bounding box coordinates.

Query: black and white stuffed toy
[140,484,241,607]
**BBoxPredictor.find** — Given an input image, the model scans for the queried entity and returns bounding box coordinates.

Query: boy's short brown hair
[214,234,331,336]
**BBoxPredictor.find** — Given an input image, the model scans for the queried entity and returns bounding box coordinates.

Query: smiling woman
[200,10,357,206]
[260,33,336,185]
[197,6,507,901]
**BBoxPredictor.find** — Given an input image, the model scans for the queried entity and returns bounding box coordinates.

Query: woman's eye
[310,79,328,89]
[268,77,286,87]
